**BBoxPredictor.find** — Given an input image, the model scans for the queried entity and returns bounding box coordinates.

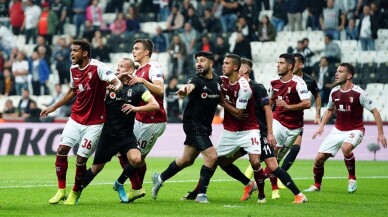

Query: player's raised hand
[312,127,324,139]
[378,134,387,148]
[128,75,144,86]
[121,103,138,114]
[40,106,55,118]
[267,133,277,147]
[276,99,289,110]
[175,86,187,99]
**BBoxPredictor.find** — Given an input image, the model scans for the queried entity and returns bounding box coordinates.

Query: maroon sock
[72,163,86,192]
[344,153,356,180]
[269,174,278,190]
[313,164,324,189]
[263,167,271,179]
[129,172,142,190]
[137,163,147,184]
[55,155,68,189]
[253,168,266,198]
[118,154,128,169]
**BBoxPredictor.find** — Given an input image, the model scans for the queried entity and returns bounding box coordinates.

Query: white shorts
[61,117,104,158]
[273,119,302,149]
[134,120,166,156]
[216,129,261,158]
[318,127,364,156]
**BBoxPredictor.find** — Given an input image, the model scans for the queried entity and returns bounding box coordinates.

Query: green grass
[1,156,388,217]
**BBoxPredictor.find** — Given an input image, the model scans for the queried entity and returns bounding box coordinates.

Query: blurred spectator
[201,8,221,34]
[37,2,58,45]
[306,0,325,30]
[237,16,257,41]
[165,76,181,123]
[92,37,111,62]
[335,0,356,19]
[358,4,377,51]
[86,0,104,31]
[23,100,41,122]
[22,0,41,44]
[256,0,270,11]
[345,18,358,40]
[241,0,259,31]
[2,99,18,118]
[320,0,345,40]
[220,0,239,33]
[184,6,202,33]
[53,37,71,85]
[0,22,16,58]
[370,2,383,28]
[180,22,198,74]
[105,0,124,13]
[312,56,336,106]
[301,38,315,75]
[82,20,95,42]
[198,35,215,52]
[17,88,32,117]
[110,12,126,35]
[125,5,141,34]
[139,0,159,15]
[212,0,223,20]
[72,0,88,38]
[165,4,184,34]
[12,51,28,96]
[4,47,18,69]
[1,68,15,96]
[157,0,170,22]
[91,30,106,48]
[9,0,24,35]
[323,34,341,64]
[168,34,186,78]
[257,15,276,42]
[271,0,288,32]
[286,0,305,31]
[196,0,213,18]
[291,40,304,53]
[52,0,67,35]
[213,36,229,74]
[152,26,168,53]
[29,50,50,96]
[0,0,10,26]
[232,32,252,60]
[48,83,71,117]
[179,0,193,18]
[33,36,52,66]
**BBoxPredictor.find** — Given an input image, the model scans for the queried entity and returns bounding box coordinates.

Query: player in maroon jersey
[304,63,387,193]
[41,40,123,205]
[116,39,167,202]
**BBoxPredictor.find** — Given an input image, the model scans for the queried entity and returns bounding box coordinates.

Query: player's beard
[278,70,287,77]
[198,66,209,75]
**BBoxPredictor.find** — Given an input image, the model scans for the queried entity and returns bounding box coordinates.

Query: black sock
[221,164,250,185]
[198,165,215,194]
[118,163,136,184]
[281,145,301,171]
[81,168,96,190]
[273,167,300,195]
[160,160,182,182]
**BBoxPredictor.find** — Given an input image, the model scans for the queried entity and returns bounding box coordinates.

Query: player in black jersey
[184,58,308,204]
[79,58,159,203]
[151,51,221,203]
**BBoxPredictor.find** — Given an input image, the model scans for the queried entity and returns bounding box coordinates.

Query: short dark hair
[241,58,253,69]
[293,53,305,64]
[195,51,215,62]
[325,34,333,41]
[339,62,355,78]
[73,40,92,57]
[225,54,241,71]
[279,53,295,71]
[134,39,154,57]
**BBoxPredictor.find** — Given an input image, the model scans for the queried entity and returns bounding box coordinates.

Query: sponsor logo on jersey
[73,77,79,80]
[334,98,340,101]
[201,92,208,98]
[110,92,116,99]
[217,83,221,91]
[201,92,220,99]
[273,88,279,91]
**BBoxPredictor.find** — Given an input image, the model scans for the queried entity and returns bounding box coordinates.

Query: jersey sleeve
[256,84,270,107]
[236,78,252,109]
[97,61,116,82]
[326,88,335,110]
[309,78,319,96]
[360,91,376,111]
[69,69,75,88]
[296,80,311,100]
[149,63,164,82]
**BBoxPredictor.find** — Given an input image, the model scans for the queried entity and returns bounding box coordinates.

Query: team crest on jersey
[110,92,116,99]
[201,92,208,98]
[127,89,133,97]
[88,72,92,79]
[288,87,291,93]
[217,83,220,91]
[234,91,237,97]
[349,97,354,103]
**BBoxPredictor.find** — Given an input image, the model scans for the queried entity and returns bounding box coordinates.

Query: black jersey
[249,80,270,138]
[103,83,148,137]
[182,73,221,135]
[302,73,319,96]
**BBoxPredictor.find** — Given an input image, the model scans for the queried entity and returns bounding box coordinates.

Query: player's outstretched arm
[109,77,123,92]
[314,92,322,124]
[40,88,76,118]
[121,91,159,114]
[312,108,334,139]
[219,94,245,120]
[129,76,164,97]
[371,108,387,148]
[175,84,195,99]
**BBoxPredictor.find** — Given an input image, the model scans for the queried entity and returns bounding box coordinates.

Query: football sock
[253,167,265,198]
[137,163,147,184]
[281,145,300,171]
[221,164,251,186]
[55,154,68,189]
[269,173,278,190]
[118,154,128,168]
[129,172,142,190]
[118,163,136,184]
[198,165,215,194]
[73,162,86,192]
[344,152,356,180]
[273,167,300,195]
[81,168,95,190]
[160,160,182,182]
[313,164,324,188]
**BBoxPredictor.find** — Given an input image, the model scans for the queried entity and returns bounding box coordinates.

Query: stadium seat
[377,29,388,39]
[363,109,375,121]
[340,40,359,54]
[307,31,324,43]
[102,13,116,25]
[365,83,384,96]
[64,23,76,37]
[357,51,376,64]
[37,95,54,108]
[375,39,388,51]
[374,50,388,64]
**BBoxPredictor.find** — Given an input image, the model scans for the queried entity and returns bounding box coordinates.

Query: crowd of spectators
[0,0,388,122]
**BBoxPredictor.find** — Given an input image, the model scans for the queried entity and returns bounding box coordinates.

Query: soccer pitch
[0,156,387,217]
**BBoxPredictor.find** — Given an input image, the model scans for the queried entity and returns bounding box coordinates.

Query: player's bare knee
[92,164,104,174]
[129,156,142,167]
[57,145,70,155]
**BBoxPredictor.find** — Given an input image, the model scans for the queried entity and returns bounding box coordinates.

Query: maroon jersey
[69,59,116,125]
[269,75,310,129]
[221,76,259,132]
[328,85,375,131]
[135,61,167,123]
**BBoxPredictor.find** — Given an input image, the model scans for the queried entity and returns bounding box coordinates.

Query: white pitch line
[1,176,388,189]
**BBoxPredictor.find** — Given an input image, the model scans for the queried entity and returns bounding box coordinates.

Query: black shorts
[239,137,275,162]
[183,125,213,151]
[93,132,138,165]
